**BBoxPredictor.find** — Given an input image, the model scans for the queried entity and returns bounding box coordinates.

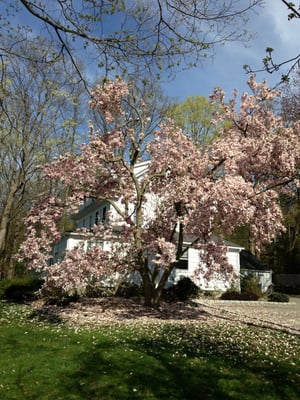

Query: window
[95,211,99,225]
[102,206,107,222]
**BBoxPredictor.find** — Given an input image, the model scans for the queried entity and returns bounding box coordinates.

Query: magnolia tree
[19,77,300,306]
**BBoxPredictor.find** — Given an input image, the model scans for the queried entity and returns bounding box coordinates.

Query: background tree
[18,77,300,306]
[168,96,228,147]
[260,68,300,273]
[1,0,263,87]
[0,34,86,279]
[261,191,300,274]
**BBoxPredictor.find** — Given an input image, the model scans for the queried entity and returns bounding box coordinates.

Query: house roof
[74,199,106,220]
[240,250,268,271]
[175,233,244,250]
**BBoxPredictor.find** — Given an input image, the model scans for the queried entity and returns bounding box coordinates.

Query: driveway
[197,297,300,335]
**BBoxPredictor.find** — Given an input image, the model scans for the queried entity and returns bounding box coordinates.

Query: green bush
[0,277,44,302]
[175,277,199,301]
[241,273,262,298]
[162,277,200,302]
[161,285,178,302]
[40,286,79,306]
[268,292,290,303]
[115,282,143,298]
[84,280,114,298]
[220,290,259,301]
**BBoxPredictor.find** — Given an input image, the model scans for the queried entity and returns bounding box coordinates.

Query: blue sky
[9,0,299,103]
[162,0,299,101]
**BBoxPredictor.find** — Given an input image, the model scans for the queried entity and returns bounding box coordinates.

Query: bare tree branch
[3,0,263,85]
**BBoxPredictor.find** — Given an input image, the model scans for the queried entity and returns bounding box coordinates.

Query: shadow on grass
[1,302,299,400]
[57,325,300,400]
[29,307,64,324]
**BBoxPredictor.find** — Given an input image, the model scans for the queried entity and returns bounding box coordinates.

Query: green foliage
[40,286,79,306]
[162,277,200,302]
[273,284,300,295]
[241,273,263,298]
[261,192,300,274]
[268,292,290,303]
[220,290,259,301]
[0,277,43,302]
[115,282,143,298]
[175,277,200,301]
[84,279,114,298]
[168,96,220,147]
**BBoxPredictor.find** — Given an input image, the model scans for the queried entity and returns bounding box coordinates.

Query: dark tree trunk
[139,260,175,307]
[0,172,25,279]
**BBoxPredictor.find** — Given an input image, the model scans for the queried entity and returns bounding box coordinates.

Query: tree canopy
[18,77,300,306]
[0,33,86,279]
[167,96,225,148]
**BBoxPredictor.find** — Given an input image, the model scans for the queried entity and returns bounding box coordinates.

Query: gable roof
[240,250,268,270]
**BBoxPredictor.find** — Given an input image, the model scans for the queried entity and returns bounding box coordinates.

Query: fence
[273,274,300,293]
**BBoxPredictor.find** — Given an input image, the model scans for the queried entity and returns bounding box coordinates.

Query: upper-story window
[102,206,107,223]
[95,211,99,226]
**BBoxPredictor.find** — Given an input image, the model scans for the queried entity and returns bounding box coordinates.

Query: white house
[51,161,244,292]
[240,250,273,293]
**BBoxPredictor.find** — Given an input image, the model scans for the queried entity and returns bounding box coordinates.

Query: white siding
[50,161,243,291]
[168,247,241,291]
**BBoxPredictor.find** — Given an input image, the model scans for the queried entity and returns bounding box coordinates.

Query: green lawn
[0,301,299,400]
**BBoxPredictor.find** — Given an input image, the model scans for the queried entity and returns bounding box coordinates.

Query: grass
[0,301,299,400]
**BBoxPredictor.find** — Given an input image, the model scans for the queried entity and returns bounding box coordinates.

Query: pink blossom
[18,77,300,304]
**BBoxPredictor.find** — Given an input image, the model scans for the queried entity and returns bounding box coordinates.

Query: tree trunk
[139,259,175,307]
[0,174,24,279]
[143,283,161,308]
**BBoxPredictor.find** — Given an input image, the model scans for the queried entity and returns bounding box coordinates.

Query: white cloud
[266,0,298,44]
[163,0,299,101]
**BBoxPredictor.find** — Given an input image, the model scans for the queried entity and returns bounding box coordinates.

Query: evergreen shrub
[241,272,262,298]
[268,292,290,303]
[1,277,43,302]
[220,290,259,301]
[115,282,143,298]
[162,277,200,302]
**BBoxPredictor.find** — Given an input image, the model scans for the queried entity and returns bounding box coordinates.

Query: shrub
[162,277,200,302]
[1,277,43,302]
[115,282,143,298]
[268,292,290,303]
[85,280,114,298]
[175,277,200,301]
[241,272,262,298]
[220,290,259,301]
[39,286,80,306]
[220,291,240,300]
[161,285,179,302]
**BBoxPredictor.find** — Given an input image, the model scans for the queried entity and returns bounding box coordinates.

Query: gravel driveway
[197,297,300,335]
